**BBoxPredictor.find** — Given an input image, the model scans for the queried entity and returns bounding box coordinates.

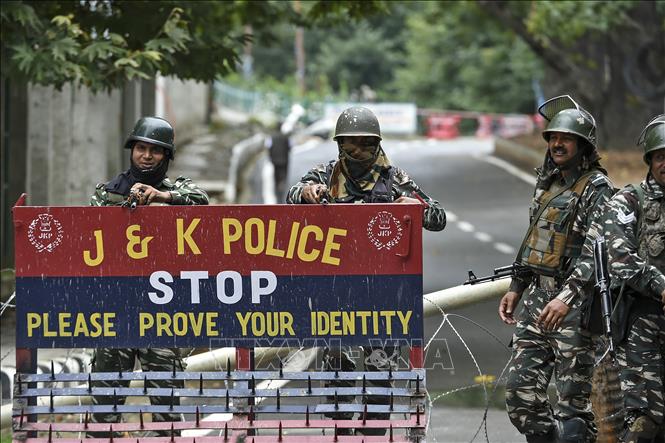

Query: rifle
[593,236,615,361]
[464,263,529,285]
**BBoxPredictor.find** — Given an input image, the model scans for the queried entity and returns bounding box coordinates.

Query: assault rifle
[464,263,529,285]
[593,236,615,361]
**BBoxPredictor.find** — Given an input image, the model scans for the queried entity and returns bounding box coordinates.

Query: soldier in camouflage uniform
[604,115,665,443]
[499,96,614,443]
[287,106,445,435]
[89,117,209,436]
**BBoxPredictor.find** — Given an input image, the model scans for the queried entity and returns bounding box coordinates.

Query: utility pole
[293,0,306,96]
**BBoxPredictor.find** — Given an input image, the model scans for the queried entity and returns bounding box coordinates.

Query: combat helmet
[637,114,665,164]
[539,95,597,149]
[124,117,176,159]
[333,106,382,141]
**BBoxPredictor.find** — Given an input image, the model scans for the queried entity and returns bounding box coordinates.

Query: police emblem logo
[28,213,64,252]
[367,211,403,250]
[577,116,585,125]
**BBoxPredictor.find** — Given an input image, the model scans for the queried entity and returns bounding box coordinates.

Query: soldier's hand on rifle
[302,184,328,204]
[499,291,521,325]
[130,183,172,206]
[538,299,570,331]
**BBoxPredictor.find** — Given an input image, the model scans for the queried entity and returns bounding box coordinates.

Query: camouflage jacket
[604,176,665,302]
[510,165,614,306]
[90,176,209,206]
[286,160,446,231]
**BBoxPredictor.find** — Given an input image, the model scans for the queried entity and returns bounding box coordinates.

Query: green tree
[477,0,665,148]
[392,1,543,114]
[0,0,387,92]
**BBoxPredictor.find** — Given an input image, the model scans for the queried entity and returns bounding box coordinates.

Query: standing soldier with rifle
[498,96,614,443]
[603,114,665,443]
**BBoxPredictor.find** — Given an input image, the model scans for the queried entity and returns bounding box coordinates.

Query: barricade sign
[13,203,423,349]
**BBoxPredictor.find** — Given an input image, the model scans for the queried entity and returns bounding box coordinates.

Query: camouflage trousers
[506,288,596,441]
[616,312,665,439]
[90,347,185,437]
[322,345,399,436]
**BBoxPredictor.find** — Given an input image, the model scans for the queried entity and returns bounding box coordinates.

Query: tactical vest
[325,163,395,203]
[518,172,595,277]
[637,194,665,272]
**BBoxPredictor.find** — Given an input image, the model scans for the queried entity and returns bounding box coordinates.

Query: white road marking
[474,232,492,242]
[457,221,475,232]
[480,154,536,186]
[446,211,458,222]
[494,242,516,255]
[291,138,325,155]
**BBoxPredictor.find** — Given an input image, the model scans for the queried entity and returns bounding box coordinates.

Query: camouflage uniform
[506,160,614,442]
[287,158,445,435]
[604,176,665,441]
[89,175,208,436]
[286,160,446,230]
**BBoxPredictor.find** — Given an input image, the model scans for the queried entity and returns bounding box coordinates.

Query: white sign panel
[324,103,418,135]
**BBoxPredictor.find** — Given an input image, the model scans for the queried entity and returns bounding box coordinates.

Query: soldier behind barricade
[286,106,445,436]
[89,117,209,437]
[603,114,665,443]
[498,95,615,443]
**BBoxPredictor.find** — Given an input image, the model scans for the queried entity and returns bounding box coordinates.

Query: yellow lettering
[58,313,72,337]
[252,312,265,336]
[322,228,346,266]
[372,311,379,335]
[206,313,219,336]
[139,313,154,336]
[329,311,341,336]
[89,313,103,337]
[286,222,300,259]
[245,218,265,255]
[43,313,56,337]
[297,225,323,262]
[74,313,90,336]
[397,311,412,334]
[280,312,295,336]
[380,311,396,335]
[126,225,153,259]
[27,313,41,337]
[173,313,187,336]
[156,313,172,336]
[311,311,316,335]
[316,312,329,335]
[83,230,105,267]
[103,313,116,337]
[236,311,251,336]
[342,311,355,335]
[177,218,201,255]
[356,311,371,335]
[265,220,285,257]
[222,218,242,254]
[189,312,204,336]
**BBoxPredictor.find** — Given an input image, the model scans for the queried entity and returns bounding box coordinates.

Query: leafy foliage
[392,2,543,113]
[0,0,387,92]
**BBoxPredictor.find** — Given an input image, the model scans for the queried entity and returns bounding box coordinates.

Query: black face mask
[104,157,169,196]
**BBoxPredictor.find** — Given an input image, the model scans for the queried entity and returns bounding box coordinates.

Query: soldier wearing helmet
[499,96,614,442]
[88,117,208,437]
[287,106,445,436]
[601,114,665,442]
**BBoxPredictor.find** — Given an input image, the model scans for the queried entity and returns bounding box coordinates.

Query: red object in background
[426,115,461,139]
